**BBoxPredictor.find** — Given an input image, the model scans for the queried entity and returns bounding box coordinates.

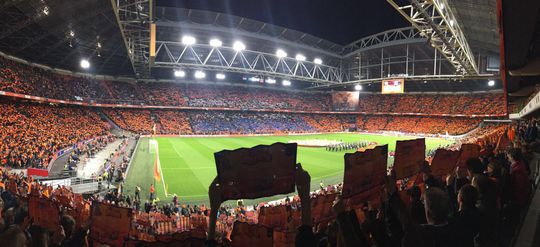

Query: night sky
[157,0,409,45]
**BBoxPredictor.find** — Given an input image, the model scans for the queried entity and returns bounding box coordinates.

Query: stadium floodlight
[174,70,186,78]
[209,39,222,47]
[488,80,495,86]
[295,54,306,61]
[249,76,260,82]
[80,59,90,69]
[276,49,287,58]
[42,6,49,16]
[216,73,226,80]
[266,78,277,84]
[282,80,291,86]
[233,41,246,51]
[313,58,323,65]
[449,20,455,27]
[194,71,206,79]
[181,35,196,45]
[354,84,362,91]
[69,30,75,37]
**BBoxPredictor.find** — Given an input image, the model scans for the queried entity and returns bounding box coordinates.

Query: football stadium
[0,0,539,246]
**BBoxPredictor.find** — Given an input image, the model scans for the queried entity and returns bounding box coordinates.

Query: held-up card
[214,142,297,200]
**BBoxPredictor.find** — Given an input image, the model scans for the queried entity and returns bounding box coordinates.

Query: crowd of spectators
[153,110,192,135]
[0,56,109,101]
[303,115,355,132]
[102,109,154,135]
[0,56,506,116]
[142,83,186,106]
[0,102,109,168]
[0,100,488,171]
[182,84,331,111]
[100,109,484,136]
[188,111,316,135]
[0,118,536,246]
[358,115,481,135]
[358,93,505,115]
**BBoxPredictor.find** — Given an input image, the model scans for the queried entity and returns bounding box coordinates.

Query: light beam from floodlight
[488,80,495,86]
[216,73,226,80]
[233,41,246,51]
[354,84,362,91]
[276,49,287,58]
[174,70,185,77]
[80,59,90,69]
[295,54,306,61]
[314,58,323,65]
[209,39,222,47]
[282,80,291,86]
[181,36,196,45]
[194,71,206,79]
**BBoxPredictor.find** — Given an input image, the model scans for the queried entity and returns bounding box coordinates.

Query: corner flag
[153,154,161,182]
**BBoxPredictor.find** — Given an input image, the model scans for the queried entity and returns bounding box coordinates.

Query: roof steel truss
[387,0,479,75]
[152,41,345,83]
[342,27,426,57]
[110,0,153,78]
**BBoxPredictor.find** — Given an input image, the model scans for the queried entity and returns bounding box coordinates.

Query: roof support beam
[110,0,153,78]
[153,41,344,84]
[387,0,479,75]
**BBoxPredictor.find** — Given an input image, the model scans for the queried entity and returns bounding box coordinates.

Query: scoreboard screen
[381,79,404,94]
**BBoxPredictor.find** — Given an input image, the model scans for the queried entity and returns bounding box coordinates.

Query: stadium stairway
[47,154,74,177]
[95,109,125,135]
[76,138,123,178]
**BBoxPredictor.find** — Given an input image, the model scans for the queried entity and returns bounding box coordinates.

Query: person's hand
[445,173,454,186]
[20,216,32,231]
[455,165,465,178]
[295,163,313,227]
[295,163,311,201]
[207,177,222,241]
[208,177,223,211]
[51,225,66,245]
[332,195,345,215]
[384,175,397,196]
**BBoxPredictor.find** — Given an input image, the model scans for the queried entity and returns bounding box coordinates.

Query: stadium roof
[158,0,409,46]
[0,0,508,92]
[0,0,133,76]
[447,0,500,56]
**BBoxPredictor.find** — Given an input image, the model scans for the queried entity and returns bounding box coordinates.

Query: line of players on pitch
[325,141,369,152]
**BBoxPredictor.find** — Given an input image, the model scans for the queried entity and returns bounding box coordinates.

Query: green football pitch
[123,133,453,205]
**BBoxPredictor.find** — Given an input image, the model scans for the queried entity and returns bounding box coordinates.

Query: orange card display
[214,142,297,200]
[90,202,132,247]
[458,144,481,166]
[273,230,296,247]
[342,145,388,198]
[258,205,289,229]
[311,193,338,223]
[28,196,60,232]
[394,139,426,179]
[430,149,462,178]
[230,222,273,247]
